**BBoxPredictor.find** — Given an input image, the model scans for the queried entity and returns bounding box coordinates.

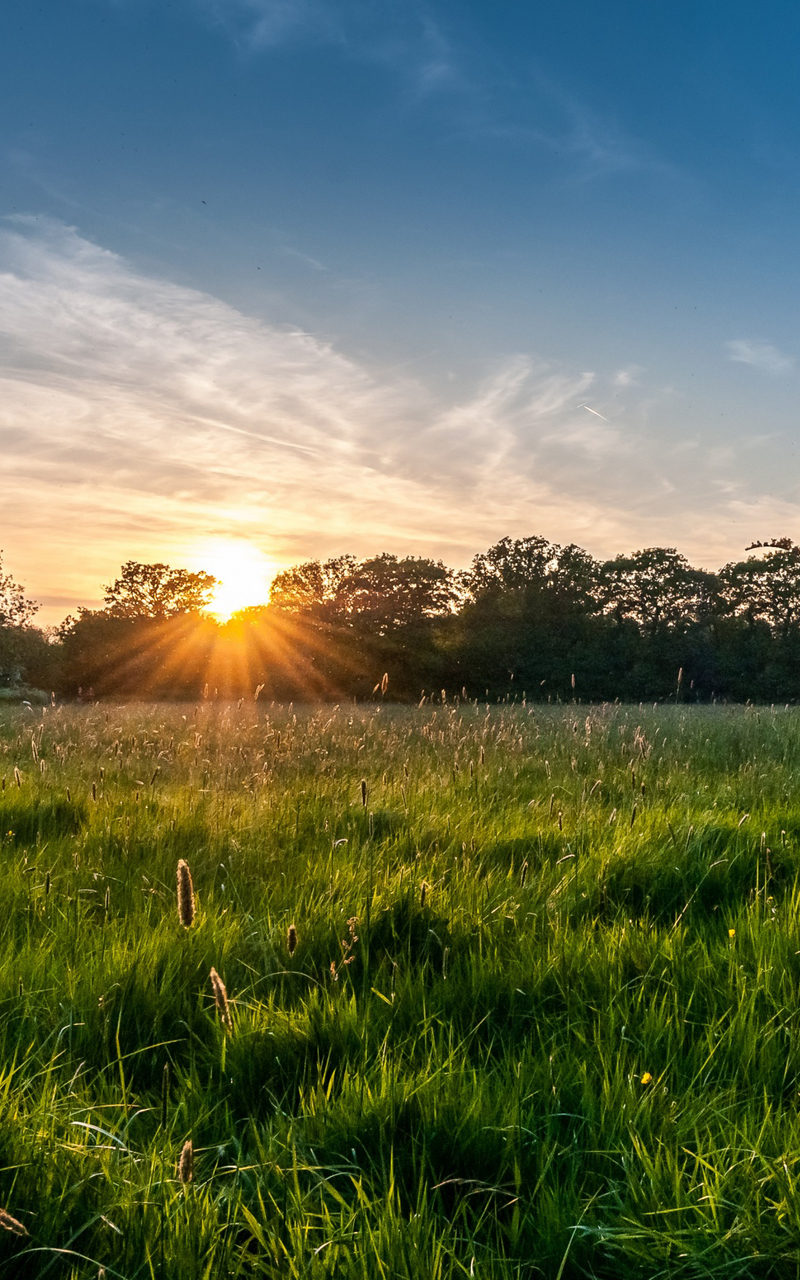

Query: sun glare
[194,541,275,621]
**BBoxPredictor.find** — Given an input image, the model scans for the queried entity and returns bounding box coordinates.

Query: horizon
[3,2,800,625]
[5,534,786,633]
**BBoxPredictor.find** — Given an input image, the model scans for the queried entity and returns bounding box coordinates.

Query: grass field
[1,699,800,1278]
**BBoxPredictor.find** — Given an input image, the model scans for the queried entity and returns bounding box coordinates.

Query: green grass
[1,699,800,1277]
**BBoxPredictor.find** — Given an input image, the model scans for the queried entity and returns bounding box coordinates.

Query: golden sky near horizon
[2,221,793,628]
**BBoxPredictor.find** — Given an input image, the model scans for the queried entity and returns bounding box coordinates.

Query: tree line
[3,536,800,702]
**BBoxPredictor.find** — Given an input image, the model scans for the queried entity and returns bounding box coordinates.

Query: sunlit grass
[0,700,800,1276]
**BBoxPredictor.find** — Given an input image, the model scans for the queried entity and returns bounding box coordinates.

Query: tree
[0,553,40,685]
[600,548,717,631]
[268,556,357,619]
[339,555,454,632]
[269,554,454,630]
[0,552,38,628]
[459,536,602,616]
[460,536,559,599]
[103,562,217,618]
[718,540,800,635]
[452,537,605,698]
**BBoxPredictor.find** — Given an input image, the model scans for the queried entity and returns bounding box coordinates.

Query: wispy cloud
[200,0,337,49]
[462,69,676,186]
[613,366,642,388]
[186,3,665,185]
[541,86,657,181]
[727,339,795,374]
[1,218,797,621]
[196,0,460,96]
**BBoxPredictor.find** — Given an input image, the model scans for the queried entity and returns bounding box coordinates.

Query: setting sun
[193,540,275,620]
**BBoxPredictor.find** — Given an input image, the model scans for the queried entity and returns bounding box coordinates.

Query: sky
[2,0,800,623]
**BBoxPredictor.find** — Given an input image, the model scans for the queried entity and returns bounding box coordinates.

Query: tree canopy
[600,547,718,630]
[0,551,38,629]
[718,540,800,634]
[8,539,800,702]
[102,562,217,618]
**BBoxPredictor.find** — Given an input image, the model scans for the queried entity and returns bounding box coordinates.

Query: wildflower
[641,1072,653,1085]
[729,928,736,938]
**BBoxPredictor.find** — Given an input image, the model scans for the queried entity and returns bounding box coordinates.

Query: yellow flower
[728,928,736,938]
[641,1072,653,1085]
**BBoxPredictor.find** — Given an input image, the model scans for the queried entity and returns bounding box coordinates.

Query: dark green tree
[718,540,800,634]
[600,547,717,630]
[340,554,454,632]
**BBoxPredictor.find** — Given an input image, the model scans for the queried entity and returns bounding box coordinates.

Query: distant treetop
[102,561,217,618]
[0,551,38,629]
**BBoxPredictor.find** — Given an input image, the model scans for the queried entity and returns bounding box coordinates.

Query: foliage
[0,552,37,629]
[268,554,357,619]
[13,542,800,701]
[102,560,217,618]
[718,539,800,633]
[270,554,454,632]
[1,702,800,1276]
[0,553,41,686]
[600,546,718,629]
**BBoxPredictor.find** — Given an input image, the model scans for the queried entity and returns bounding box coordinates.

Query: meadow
[1,698,800,1278]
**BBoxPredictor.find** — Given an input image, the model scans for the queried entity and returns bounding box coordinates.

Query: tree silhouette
[0,552,38,629]
[718,539,800,634]
[600,547,717,631]
[103,562,217,618]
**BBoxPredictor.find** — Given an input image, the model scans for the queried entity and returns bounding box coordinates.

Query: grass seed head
[209,967,231,1029]
[360,778,368,807]
[178,1138,194,1184]
[176,859,195,928]
[0,1207,27,1236]
[287,923,298,956]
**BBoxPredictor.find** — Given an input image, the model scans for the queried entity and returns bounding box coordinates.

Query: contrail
[580,404,611,423]
[186,412,319,455]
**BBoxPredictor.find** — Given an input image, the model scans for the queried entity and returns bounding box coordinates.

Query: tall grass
[0,699,799,1276]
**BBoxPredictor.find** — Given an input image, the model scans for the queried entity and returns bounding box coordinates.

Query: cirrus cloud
[1,217,798,622]
[727,339,795,374]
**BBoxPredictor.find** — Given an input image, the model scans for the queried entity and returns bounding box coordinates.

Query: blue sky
[2,0,800,619]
